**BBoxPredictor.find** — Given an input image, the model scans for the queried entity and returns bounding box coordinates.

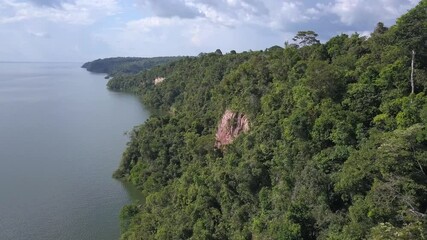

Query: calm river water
[0,62,148,240]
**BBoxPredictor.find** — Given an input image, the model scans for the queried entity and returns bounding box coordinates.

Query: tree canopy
[88,2,427,239]
[292,31,321,47]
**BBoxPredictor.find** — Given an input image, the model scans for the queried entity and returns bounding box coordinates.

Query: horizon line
[0,61,85,63]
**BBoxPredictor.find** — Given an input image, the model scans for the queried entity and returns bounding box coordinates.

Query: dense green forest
[99,2,427,239]
[81,56,183,76]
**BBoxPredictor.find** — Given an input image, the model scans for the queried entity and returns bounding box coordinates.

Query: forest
[92,1,427,239]
[82,56,183,76]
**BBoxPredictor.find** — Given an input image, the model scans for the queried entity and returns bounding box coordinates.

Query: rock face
[215,110,250,148]
[154,77,165,85]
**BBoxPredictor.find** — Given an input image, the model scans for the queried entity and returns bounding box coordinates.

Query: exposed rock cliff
[215,110,250,148]
[154,77,165,85]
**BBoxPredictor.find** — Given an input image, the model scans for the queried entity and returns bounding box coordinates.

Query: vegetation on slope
[81,56,183,76]
[108,2,426,239]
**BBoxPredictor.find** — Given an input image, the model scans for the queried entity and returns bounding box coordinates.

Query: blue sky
[0,0,420,62]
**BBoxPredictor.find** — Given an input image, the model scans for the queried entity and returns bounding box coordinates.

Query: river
[0,62,148,240]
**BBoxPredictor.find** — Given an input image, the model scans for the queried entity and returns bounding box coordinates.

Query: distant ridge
[82,56,185,76]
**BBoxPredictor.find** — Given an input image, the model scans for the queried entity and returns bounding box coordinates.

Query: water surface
[0,62,148,240]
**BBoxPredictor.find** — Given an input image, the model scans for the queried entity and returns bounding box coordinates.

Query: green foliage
[82,56,183,75]
[393,0,427,69]
[119,204,140,233]
[293,31,321,47]
[85,4,427,239]
[369,221,427,240]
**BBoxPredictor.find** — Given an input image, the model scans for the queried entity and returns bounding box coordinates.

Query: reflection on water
[120,180,145,203]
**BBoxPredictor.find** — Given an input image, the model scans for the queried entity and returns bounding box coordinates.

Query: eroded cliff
[215,110,249,148]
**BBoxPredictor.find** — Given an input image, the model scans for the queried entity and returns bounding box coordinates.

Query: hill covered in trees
[93,1,427,239]
[81,56,184,76]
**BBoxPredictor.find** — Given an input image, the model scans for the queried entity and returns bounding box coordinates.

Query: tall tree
[292,31,321,47]
[373,22,388,35]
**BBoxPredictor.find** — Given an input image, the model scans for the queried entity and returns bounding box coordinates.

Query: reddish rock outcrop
[154,77,165,85]
[215,110,250,148]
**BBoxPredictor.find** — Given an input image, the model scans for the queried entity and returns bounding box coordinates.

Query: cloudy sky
[0,0,420,62]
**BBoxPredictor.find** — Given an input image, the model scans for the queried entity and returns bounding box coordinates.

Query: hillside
[106,1,426,239]
[81,56,184,76]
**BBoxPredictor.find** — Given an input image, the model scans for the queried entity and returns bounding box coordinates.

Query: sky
[0,0,421,62]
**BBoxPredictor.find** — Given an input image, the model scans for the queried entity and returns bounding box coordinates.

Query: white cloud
[135,0,420,31]
[0,0,422,62]
[27,30,50,38]
[109,0,421,58]
[317,0,418,25]
[126,17,178,32]
[138,0,274,27]
[306,7,321,16]
[92,13,285,58]
[0,0,120,24]
[183,1,239,26]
